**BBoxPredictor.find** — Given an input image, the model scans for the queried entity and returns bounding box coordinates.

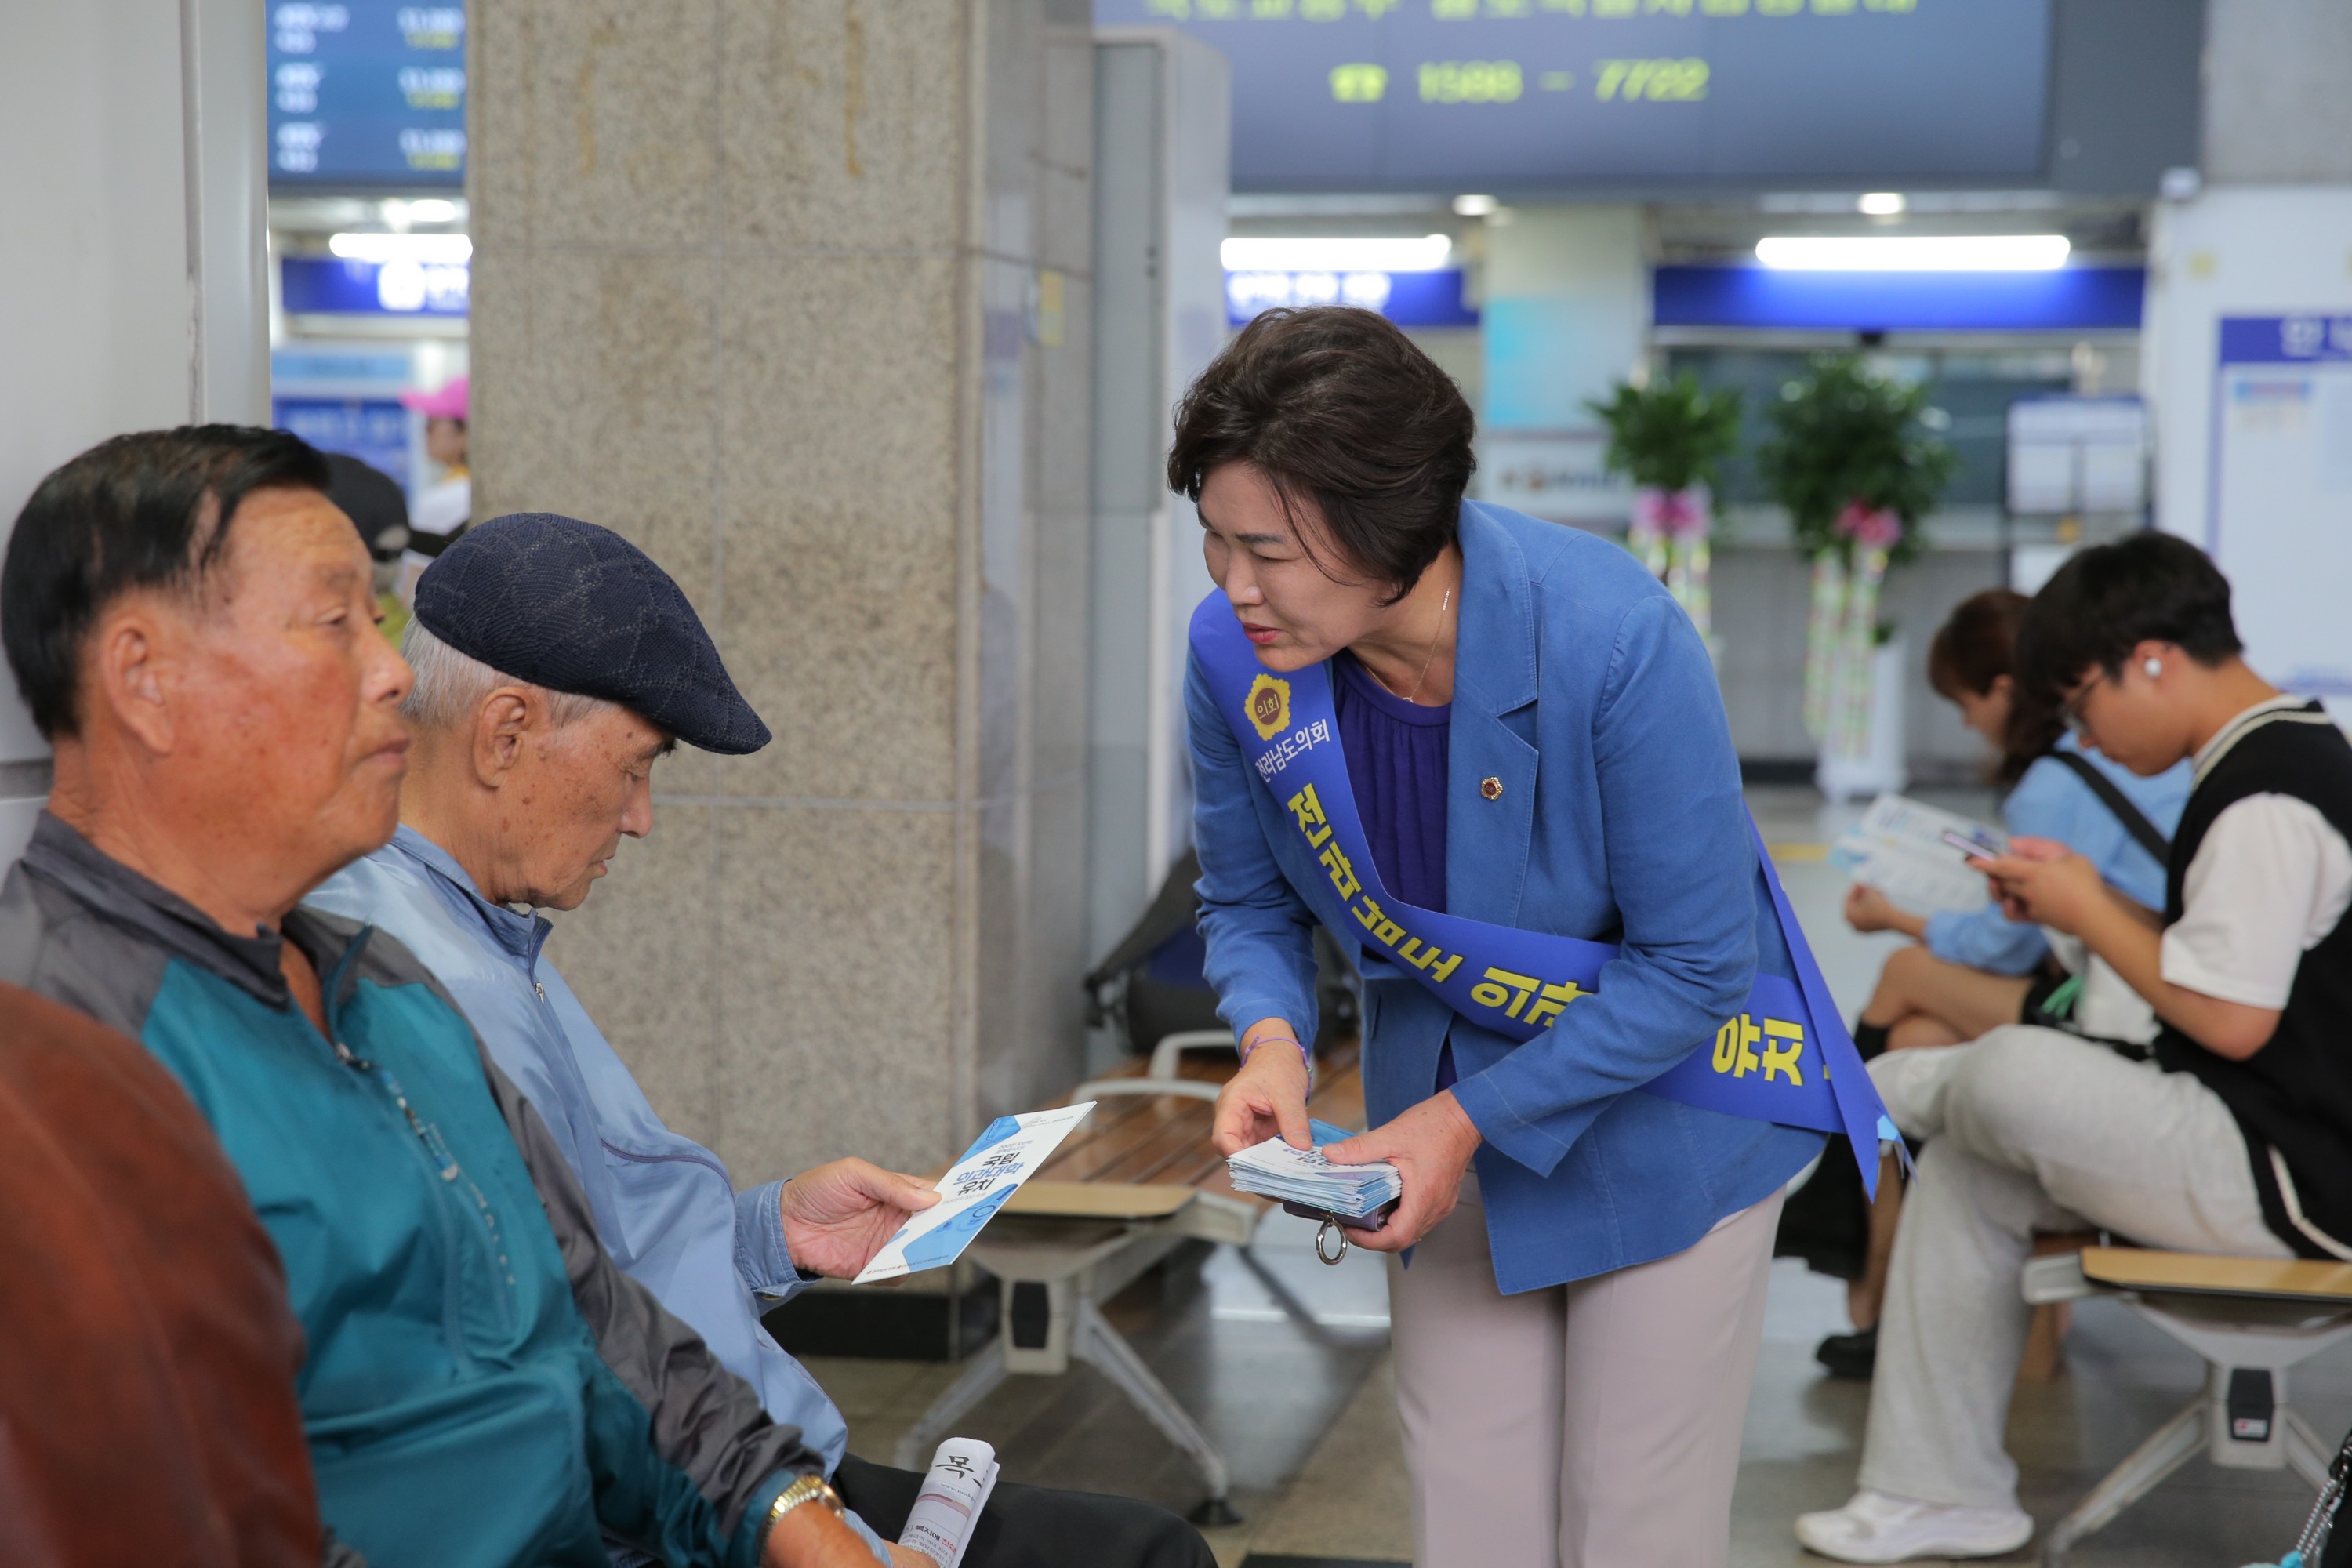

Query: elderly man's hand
[779,1160,941,1280]
[760,1493,888,1567]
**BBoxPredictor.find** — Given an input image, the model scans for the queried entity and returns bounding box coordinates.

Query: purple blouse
[1332,652,1456,1089]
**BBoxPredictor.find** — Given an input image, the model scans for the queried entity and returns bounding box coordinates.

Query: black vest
[2154,704,2352,1258]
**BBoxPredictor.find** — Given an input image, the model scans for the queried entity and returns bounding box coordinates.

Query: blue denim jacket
[1922,736,2191,975]
[311,829,891,1562]
[1189,502,1820,1294]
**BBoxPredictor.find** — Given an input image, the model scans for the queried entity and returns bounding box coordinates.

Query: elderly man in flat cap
[309,512,1214,1568]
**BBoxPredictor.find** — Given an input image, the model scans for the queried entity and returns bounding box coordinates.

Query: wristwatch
[767,1472,848,1534]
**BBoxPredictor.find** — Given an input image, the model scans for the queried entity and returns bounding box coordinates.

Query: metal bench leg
[1070,1296,1242,1527]
[2287,1406,2336,1490]
[891,1341,1009,1471]
[2044,1396,2204,1566]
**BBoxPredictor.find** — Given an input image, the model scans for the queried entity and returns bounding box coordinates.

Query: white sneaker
[1795,1490,2034,1563]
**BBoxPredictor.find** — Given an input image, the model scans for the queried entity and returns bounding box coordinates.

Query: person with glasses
[1788,590,2190,1379]
[1798,534,2352,1563]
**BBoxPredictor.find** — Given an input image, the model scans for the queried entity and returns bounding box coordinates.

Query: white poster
[2209,316,2352,714]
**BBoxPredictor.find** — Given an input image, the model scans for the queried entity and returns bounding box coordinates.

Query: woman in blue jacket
[1178,307,1853,1567]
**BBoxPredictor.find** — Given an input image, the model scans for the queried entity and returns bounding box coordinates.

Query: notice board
[2209,316,2352,702]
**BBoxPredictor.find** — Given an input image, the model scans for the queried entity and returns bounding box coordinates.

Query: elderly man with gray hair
[310,512,1213,1568]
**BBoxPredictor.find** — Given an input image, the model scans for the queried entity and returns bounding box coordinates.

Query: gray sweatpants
[1858,1026,2291,1509]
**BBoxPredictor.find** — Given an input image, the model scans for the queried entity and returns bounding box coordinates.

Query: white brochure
[1830,792,2006,916]
[897,1437,1000,1568]
[852,1102,1096,1284]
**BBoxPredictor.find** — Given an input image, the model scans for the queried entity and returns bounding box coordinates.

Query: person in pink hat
[401,375,470,548]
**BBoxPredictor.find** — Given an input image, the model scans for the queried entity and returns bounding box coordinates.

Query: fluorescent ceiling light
[1221,234,1452,273]
[403,198,459,223]
[1452,194,1498,218]
[328,231,472,264]
[1754,234,2070,271]
[1857,191,1906,216]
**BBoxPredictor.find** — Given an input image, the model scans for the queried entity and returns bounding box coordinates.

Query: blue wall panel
[1653,265,2145,333]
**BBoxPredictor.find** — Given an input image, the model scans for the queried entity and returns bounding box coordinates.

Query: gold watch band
[767,1472,846,1534]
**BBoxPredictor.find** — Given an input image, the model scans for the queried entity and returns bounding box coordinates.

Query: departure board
[267,3,466,187]
[1094,0,2051,191]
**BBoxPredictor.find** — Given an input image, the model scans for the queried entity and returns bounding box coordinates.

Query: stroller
[1083,848,1360,1062]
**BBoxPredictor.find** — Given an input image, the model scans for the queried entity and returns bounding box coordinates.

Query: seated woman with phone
[1784,590,2191,1375]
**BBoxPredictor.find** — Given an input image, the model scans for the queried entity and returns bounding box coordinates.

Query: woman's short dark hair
[1167,306,1475,602]
[2015,532,2243,714]
[2,424,331,739]
[1928,588,2058,785]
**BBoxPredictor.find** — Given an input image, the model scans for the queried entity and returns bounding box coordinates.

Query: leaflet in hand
[1226,1118,1401,1219]
[1830,793,2006,916]
[854,1103,1095,1284]
[897,1437,999,1568]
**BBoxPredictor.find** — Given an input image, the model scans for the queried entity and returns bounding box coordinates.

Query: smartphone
[1940,826,2008,860]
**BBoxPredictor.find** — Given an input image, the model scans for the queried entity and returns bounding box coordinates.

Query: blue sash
[1190,593,1893,1192]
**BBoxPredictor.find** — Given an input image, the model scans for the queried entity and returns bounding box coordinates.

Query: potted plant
[1755,356,1955,798]
[1588,372,1744,646]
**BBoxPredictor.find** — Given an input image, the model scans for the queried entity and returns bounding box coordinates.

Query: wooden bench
[889,1036,1367,1525]
[2021,1244,2352,1564]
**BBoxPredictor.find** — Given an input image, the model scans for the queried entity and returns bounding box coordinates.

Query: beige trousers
[1859,1029,2288,1508]
[1386,1175,1785,1568]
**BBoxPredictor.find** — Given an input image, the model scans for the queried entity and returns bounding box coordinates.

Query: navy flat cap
[412,513,771,755]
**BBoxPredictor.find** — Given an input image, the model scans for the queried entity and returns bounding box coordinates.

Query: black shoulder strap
[2042,750,2171,862]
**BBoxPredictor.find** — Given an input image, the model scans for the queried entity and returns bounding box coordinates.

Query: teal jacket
[0,815,819,1568]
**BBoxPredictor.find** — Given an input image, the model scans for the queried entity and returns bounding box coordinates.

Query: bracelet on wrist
[1240,1034,1312,1073]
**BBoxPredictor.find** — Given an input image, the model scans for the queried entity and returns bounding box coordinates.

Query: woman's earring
[2143,657,2163,680]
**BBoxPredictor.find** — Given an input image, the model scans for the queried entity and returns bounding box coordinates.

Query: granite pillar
[468,0,1094,1182]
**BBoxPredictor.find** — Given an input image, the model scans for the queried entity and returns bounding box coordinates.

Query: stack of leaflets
[898,1437,1000,1568]
[1830,793,2009,916]
[1226,1119,1401,1220]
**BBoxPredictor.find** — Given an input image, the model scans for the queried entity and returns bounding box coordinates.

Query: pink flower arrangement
[1833,502,1903,551]
[1632,486,1710,540]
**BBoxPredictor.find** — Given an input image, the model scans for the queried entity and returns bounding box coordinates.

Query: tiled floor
[804,786,2352,1566]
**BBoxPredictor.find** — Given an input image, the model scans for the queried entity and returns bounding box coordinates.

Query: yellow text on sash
[1286,781,1602,1029]
[1712,1013,1806,1086]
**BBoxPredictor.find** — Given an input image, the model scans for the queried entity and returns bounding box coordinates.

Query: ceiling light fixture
[1857,191,1907,216]
[329,232,473,264]
[404,198,459,223]
[1754,234,2070,271]
[1220,234,1453,273]
[1452,194,1498,218]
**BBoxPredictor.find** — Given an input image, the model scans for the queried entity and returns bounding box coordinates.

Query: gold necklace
[1402,587,1453,704]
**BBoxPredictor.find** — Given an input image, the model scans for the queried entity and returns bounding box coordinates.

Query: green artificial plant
[1754,355,1956,568]
[1586,372,1745,494]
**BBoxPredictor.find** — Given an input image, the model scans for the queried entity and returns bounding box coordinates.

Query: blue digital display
[1094,0,2050,191]
[267,2,466,188]
[281,256,470,317]
[1226,268,1479,327]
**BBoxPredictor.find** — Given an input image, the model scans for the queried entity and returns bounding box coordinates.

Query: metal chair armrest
[1072,1076,1223,1104]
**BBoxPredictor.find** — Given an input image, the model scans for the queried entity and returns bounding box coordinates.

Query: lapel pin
[1479,776,1504,800]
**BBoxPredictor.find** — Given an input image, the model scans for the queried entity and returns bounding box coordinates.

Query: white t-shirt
[2159,699,2352,1010]
[412,473,470,538]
